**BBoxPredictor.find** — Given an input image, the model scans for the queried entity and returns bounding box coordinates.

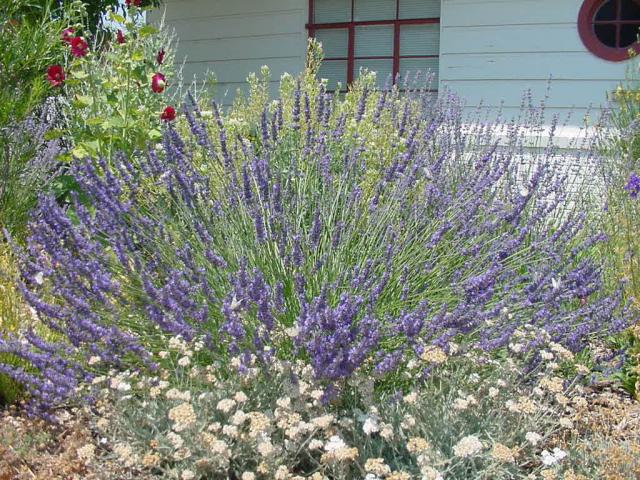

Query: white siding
[440,0,629,120]
[149,0,308,105]
[152,0,630,122]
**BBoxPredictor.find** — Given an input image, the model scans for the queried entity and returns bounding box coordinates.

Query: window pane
[622,0,640,19]
[355,58,393,87]
[399,58,439,87]
[318,60,348,91]
[355,25,394,57]
[314,0,351,23]
[315,29,349,58]
[620,23,640,47]
[594,0,616,21]
[399,0,440,19]
[400,24,440,56]
[354,0,396,21]
[594,23,617,47]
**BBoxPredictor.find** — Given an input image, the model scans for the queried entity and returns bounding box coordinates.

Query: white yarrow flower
[324,435,347,452]
[541,447,567,466]
[453,435,483,458]
[525,431,542,446]
[362,416,380,435]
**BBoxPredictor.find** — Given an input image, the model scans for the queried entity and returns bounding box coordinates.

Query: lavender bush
[1,47,629,415]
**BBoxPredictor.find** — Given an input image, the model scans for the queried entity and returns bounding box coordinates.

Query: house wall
[148,0,308,106]
[151,0,629,121]
[439,0,628,120]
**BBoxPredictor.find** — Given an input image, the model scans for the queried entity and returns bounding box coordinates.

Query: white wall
[439,0,629,121]
[149,0,308,105]
[152,0,630,122]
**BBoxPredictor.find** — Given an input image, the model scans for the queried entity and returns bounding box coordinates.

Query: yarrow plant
[77,329,599,479]
[1,42,630,416]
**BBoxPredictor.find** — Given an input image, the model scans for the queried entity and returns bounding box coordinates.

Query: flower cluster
[624,172,640,199]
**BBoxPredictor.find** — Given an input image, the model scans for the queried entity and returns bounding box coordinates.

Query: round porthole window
[578,0,640,61]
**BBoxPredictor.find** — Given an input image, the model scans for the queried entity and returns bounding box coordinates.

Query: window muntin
[579,0,640,61]
[308,0,440,91]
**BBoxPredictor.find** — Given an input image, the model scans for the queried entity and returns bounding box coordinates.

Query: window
[307,0,440,91]
[578,0,640,61]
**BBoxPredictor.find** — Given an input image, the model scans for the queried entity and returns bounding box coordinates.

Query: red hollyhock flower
[156,48,165,65]
[70,36,89,57]
[160,106,176,122]
[46,65,65,87]
[61,27,75,44]
[116,30,125,44]
[125,0,142,6]
[151,72,166,93]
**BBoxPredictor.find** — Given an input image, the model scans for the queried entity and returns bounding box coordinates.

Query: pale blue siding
[152,0,631,121]
[439,0,629,119]
[149,0,308,105]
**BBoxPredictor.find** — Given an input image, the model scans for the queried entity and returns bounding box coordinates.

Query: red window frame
[306,0,440,90]
[578,0,640,61]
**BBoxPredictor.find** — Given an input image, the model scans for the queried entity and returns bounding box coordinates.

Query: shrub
[0,0,68,238]
[596,54,640,397]
[1,47,629,416]
[0,98,63,238]
[0,0,66,128]
[84,330,596,479]
[52,1,176,165]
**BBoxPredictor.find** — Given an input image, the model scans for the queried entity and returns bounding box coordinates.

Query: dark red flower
[160,106,176,122]
[46,65,65,87]
[116,29,125,44]
[70,36,89,57]
[61,27,75,44]
[151,72,166,93]
[125,0,142,6]
[156,48,165,65]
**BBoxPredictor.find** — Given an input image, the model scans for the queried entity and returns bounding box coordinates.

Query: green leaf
[72,70,89,79]
[138,25,158,37]
[86,117,105,126]
[72,140,100,158]
[71,145,89,158]
[131,50,144,62]
[50,175,79,201]
[84,140,101,154]
[43,129,64,140]
[108,12,126,24]
[103,116,125,129]
[73,95,93,108]
[148,129,162,140]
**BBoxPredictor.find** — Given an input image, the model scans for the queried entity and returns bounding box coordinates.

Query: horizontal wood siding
[149,0,307,105]
[440,0,629,119]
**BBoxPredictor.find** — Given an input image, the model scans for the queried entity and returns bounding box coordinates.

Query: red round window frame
[578,0,640,61]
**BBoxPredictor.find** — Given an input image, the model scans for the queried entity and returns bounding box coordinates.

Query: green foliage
[0,246,27,404]
[7,0,163,32]
[0,0,66,238]
[0,0,175,405]
[59,4,176,166]
[597,54,640,398]
[0,0,65,126]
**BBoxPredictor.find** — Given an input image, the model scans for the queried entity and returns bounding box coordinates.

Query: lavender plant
[2,48,630,415]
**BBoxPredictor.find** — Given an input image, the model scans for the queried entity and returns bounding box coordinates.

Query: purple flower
[625,172,640,198]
